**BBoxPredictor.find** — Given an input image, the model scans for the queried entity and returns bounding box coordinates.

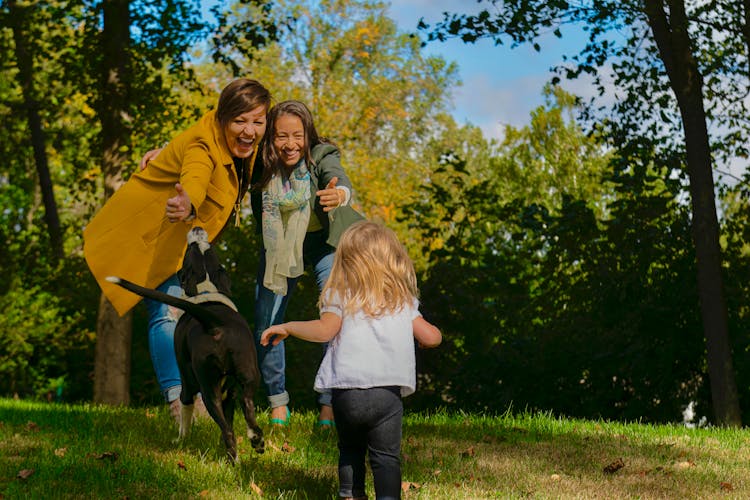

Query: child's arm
[260,312,342,346]
[413,316,442,348]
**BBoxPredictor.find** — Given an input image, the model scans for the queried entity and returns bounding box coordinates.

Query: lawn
[0,398,748,498]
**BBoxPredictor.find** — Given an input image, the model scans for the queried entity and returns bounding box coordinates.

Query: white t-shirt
[314,292,421,397]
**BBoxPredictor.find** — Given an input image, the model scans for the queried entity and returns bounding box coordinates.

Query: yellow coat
[83,110,257,315]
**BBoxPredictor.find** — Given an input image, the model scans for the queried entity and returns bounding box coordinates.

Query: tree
[5,0,63,262]
[420,0,743,426]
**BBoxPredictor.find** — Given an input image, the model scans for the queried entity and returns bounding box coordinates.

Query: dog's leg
[200,381,239,464]
[178,403,194,439]
[238,382,264,454]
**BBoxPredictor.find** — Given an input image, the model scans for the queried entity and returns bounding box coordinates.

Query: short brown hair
[216,78,272,129]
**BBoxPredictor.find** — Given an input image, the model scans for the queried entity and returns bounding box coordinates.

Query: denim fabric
[145,274,182,402]
[332,387,403,500]
[253,230,334,407]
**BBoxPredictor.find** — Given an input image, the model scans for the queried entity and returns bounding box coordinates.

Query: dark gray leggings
[332,386,403,500]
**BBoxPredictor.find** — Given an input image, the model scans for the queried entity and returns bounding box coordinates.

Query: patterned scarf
[261,162,311,295]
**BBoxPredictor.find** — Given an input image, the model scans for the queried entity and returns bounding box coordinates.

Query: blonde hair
[320,221,419,317]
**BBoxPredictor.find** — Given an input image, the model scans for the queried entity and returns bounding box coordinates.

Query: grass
[0,398,748,499]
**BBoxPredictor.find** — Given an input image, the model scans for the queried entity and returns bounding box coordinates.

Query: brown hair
[259,100,328,189]
[215,78,272,130]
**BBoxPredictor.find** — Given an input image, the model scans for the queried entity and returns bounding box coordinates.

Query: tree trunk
[93,295,132,404]
[644,0,741,426]
[93,0,133,406]
[8,0,64,262]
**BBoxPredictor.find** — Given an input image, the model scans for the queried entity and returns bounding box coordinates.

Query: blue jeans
[253,230,334,408]
[332,387,403,500]
[145,274,182,403]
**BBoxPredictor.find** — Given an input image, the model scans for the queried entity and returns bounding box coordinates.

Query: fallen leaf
[17,469,34,480]
[25,422,39,432]
[281,441,295,453]
[402,452,410,463]
[145,409,156,418]
[177,460,187,470]
[550,474,561,481]
[460,446,475,458]
[603,458,625,474]
[54,447,67,457]
[432,469,442,477]
[250,482,263,495]
[267,441,281,452]
[91,451,119,462]
[677,461,695,469]
[198,490,209,497]
[401,481,420,492]
[720,482,733,491]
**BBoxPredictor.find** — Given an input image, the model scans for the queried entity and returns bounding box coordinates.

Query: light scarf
[261,162,311,295]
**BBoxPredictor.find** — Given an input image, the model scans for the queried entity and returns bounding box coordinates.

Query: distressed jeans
[144,274,182,403]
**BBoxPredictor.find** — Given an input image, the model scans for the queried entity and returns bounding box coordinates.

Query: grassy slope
[0,398,748,499]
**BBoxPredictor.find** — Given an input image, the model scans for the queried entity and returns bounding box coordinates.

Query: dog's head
[179,227,233,298]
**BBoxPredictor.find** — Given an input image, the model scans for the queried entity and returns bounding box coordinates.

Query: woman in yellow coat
[83,78,271,415]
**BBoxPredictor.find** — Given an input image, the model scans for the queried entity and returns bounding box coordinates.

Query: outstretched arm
[139,147,164,171]
[261,312,342,346]
[413,316,442,348]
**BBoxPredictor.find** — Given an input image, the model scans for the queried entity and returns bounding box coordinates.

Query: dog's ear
[203,247,233,297]
[180,243,207,296]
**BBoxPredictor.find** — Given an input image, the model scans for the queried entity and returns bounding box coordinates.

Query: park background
[3,0,750,429]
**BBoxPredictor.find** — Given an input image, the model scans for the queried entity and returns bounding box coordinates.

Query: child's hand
[261,325,289,346]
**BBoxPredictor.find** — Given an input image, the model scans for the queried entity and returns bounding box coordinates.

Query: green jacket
[250,142,353,238]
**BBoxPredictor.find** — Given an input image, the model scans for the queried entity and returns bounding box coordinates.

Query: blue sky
[386,0,589,141]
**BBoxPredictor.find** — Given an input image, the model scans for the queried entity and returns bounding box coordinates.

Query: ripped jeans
[144,274,182,403]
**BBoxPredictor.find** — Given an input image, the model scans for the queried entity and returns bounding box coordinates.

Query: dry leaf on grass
[250,482,263,495]
[90,451,119,461]
[198,490,209,497]
[720,482,733,491]
[460,446,475,458]
[550,474,561,481]
[281,441,295,453]
[54,447,67,457]
[177,460,187,470]
[17,469,34,480]
[25,421,39,432]
[603,458,625,474]
[401,481,421,492]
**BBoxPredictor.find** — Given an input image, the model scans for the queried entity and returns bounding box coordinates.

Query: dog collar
[182,292,238,312]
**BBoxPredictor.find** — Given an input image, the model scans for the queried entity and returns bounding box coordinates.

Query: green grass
[0,398,748,499]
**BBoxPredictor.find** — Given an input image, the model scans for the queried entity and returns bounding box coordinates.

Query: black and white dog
[107,227,264,462]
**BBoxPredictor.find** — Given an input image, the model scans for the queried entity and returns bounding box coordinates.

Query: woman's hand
[316,176,346,212]
[166,183,193,222]
[261,325,290,346]
[139,147,164,171]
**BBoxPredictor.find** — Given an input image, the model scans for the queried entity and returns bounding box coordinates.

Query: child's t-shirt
[314,292,421,397]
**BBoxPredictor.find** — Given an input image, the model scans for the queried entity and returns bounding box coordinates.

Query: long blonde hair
[320,221,419,317]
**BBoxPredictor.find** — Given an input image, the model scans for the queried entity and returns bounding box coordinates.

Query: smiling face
[273,114,306,167]
[224,105,267,158]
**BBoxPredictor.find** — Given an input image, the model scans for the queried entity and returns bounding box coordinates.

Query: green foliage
[0,282,93,399]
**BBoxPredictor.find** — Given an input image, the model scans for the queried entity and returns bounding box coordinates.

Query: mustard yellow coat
[83,110,257,315]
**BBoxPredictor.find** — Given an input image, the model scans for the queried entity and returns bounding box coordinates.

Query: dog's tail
[106,276,224,330]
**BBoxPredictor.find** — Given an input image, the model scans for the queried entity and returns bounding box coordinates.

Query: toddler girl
[261,220,442,500]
